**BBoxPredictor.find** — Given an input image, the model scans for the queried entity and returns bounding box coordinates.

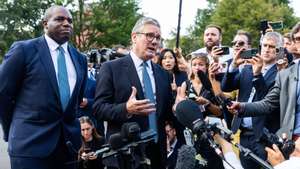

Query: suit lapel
[289,63,298,108]
[68,46,82,102]
[263,64,277,82]
[123,56,144,99]
[37,36,60,101]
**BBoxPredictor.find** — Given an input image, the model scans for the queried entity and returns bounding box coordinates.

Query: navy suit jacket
[0,36,87,157]
[221,64,280,139]
[93,55,173,163]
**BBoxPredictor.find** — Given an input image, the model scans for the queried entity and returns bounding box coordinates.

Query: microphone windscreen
[175,145,196,169]
[120,122,141,142]
[175,99,203,129]
[109,133,124,150]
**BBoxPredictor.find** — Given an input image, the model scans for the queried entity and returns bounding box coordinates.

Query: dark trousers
[10,134,78,169]
[240,130,267,169]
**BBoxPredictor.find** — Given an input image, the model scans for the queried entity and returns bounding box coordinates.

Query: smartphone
[240,48,258,59]
[260,20,283,33]
[219,46,230,55]
[260,20,268,32]
[269,21,283,30]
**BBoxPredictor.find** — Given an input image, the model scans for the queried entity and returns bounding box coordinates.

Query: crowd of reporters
[2,5,300,169]
[76,20,300,169]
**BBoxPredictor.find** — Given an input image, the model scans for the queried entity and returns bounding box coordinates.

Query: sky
[139,0,300,39]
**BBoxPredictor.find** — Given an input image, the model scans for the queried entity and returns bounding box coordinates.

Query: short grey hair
[291,22,300,41]
[263,32,284,48]
[131,17,160,33]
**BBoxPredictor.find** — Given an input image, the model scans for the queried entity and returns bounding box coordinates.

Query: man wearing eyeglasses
[230,22,300,139]
[222,31,282,169]
[93,17,173,169]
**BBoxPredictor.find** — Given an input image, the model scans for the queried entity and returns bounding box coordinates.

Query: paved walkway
[0,128,10,169]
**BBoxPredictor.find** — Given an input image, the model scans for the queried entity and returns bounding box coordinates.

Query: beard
[205,41,220,51]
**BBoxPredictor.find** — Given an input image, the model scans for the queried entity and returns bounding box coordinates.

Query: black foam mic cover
[109,133,124,150]
[120,122,141,142]
[175,145,196,169]
[175,99,203,129]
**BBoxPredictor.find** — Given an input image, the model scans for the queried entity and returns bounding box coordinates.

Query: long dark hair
[158,48,180,74]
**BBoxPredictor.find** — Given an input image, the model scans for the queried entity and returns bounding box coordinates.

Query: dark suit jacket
[93,55,173,165]
[167,139,184,169]
[221,64,279,139]
[0,36,87,157]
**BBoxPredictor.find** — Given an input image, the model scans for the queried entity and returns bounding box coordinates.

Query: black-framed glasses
[137,32,161,42]
[231,41,246,47]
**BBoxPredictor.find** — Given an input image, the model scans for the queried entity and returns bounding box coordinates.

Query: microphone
[140,129,157,140]
[95,146,110,156]
[175,99,204,130]
[120,122,141,142]
[66,141,78,156]
[175,145,196,169]
[109,133,124,150]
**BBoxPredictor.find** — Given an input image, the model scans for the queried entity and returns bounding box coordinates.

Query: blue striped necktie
[57,46,70,111]
[142,62,158,142]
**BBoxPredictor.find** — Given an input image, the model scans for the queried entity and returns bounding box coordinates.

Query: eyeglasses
[137,32,161,42]
[294,36,300,43]
[231,41,246,47]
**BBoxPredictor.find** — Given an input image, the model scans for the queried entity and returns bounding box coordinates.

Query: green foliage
[0,0,55,60]
[0,0,141,60]
[72,0,141,51]
[165,34,200,56]
[209,0,299,47]
[165,0,217,55]
[165,0,299,55]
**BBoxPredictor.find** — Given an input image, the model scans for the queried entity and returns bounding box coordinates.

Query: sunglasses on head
[231,41,246,47]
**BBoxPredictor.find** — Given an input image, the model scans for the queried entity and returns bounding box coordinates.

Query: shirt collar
[262,63,275,75]
[130,51,152,69]
[170,138,178,150]
[294,58,300,64]
[44,34,68,53]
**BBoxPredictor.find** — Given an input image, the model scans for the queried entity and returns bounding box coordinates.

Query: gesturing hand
[126,87,156,116]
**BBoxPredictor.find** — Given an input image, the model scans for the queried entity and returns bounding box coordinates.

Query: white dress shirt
[130,51,156,100]
[44,35,77,95]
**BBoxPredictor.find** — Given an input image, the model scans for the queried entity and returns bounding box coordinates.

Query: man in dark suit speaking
[93,17,173,169]
[0,5,87,169]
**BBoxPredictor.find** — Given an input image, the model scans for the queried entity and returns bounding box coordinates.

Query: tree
[0,0,141,61]
[166,0,299,55]
[209,0,299,47]
[72,0,141,51]
[0,0,56,61]
[165,0,218,55]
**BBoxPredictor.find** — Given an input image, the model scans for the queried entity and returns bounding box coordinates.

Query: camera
[240,48,258,59]
[259,128,295,159]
